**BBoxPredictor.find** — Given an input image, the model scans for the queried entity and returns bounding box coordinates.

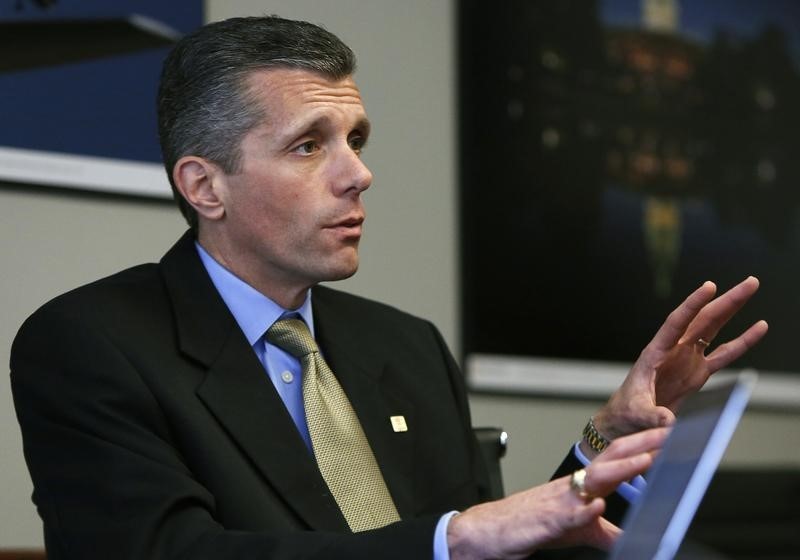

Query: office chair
[473,426,509,500]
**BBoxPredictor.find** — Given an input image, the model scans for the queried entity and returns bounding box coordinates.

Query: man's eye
[349,135,366,154]
[294,141,317,155]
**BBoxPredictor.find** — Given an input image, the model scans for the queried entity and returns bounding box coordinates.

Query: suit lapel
[313,288,417,519]
[195,331,348,530]
[159,233,348,531]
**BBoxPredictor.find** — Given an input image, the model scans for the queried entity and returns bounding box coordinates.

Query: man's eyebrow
[272,114,372,145]
[356,117,371,137]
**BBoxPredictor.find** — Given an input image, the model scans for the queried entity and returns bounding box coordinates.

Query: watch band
[582,416,611,453]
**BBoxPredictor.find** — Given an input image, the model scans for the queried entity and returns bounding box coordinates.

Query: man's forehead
[242,67,369,140]
[244,67,364,106]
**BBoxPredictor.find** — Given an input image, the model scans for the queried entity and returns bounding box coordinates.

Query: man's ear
[172,156,226,221]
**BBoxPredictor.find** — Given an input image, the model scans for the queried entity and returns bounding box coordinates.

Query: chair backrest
[472,426,508,500]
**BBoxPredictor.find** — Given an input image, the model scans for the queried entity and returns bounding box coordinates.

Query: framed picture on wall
[0,0,203,198]
[459,0,800,408]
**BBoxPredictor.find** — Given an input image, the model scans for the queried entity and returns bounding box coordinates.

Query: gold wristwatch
[582,416,611,453]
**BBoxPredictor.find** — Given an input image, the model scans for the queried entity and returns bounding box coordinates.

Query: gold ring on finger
[570,468,591,501]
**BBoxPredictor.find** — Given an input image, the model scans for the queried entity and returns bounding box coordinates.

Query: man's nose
[334,146,372,195]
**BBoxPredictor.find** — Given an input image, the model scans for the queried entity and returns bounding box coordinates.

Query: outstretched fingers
[683,276,761,345]
[582,452,656,499]
[646,277,761,358]
[705,319,769,372]
[598,427,669,463]
[648,281,717,352]
[573,428,668,499]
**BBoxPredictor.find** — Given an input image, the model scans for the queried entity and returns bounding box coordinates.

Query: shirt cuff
[572,441,646,502]
[433,510,460,560]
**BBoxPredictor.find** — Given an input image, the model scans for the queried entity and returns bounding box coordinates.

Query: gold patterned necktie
[266,318,401,531]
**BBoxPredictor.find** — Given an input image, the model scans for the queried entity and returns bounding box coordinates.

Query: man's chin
[330,264,359,282]
[319,259,359,283]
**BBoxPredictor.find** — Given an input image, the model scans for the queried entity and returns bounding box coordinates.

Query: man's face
[206,68,373,305]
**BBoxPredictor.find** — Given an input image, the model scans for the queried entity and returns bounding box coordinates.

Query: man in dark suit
[11,15,767,560]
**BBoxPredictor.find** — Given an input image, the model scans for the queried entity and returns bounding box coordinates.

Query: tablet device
[609,372,757,560]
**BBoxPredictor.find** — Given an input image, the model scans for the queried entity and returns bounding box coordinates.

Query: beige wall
[1,0,797,547]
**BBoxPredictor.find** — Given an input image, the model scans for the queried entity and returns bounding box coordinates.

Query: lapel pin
[389,415,408,432]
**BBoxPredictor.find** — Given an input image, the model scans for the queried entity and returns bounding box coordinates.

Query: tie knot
[266,318,318,358]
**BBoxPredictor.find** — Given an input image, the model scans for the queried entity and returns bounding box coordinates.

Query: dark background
[459,0,800,375]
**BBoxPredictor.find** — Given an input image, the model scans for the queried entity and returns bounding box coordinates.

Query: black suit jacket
[11,231,492,559]
[12,231,624,559]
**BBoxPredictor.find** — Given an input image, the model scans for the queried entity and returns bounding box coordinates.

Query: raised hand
[592,276,768,447]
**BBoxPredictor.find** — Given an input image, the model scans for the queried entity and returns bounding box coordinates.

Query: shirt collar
[195,241,315,345]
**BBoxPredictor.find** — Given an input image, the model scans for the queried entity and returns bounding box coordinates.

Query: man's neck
[195,236,312,310]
